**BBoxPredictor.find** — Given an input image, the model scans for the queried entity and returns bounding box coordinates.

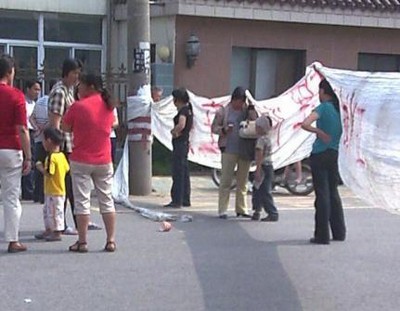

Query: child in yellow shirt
[34,127,69,241]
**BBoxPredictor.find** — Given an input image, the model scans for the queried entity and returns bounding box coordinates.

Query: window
[12,46,37,74]
[231,47,305,99]
[11,46,38,90]
[44,14,102,44]
[0,11,38,40]
[358,53,400,72]
[0,45,5,54]
[43,47,71,78]
[75,49,102,73]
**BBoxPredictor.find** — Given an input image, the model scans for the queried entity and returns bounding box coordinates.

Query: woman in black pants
[301,79,346,245]
[164,88,193,208]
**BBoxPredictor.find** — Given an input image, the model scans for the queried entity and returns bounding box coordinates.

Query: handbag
[239,120,258,139]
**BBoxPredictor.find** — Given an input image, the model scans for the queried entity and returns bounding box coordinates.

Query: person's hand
[22,159,32,176]
[171,129,180,138]
[318,131,331,144]
[226,123,234,134]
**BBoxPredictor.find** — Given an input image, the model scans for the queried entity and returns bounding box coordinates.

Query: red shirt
[0,83,27,150]
[63,94,114,165]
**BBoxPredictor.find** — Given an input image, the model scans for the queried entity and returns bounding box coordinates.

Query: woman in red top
[0,54,32,253]
[62,73,117,253]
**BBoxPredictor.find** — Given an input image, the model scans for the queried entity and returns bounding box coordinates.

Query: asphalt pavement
[1,176,399,311]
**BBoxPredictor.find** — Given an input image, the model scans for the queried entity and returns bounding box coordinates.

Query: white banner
[316,63,400,213]
[151,64,323,170]
[113,62,400,213]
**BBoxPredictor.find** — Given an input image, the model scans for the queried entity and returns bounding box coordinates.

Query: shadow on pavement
[173,212,303,311]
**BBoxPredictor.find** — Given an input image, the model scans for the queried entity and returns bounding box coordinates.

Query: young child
[251,115,279,222]
[34,127,70,241]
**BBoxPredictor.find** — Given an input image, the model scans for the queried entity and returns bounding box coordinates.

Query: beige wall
[174,16,400,97]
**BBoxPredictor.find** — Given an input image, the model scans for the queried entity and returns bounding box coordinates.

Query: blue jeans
[252,164,278,216]
[310,149,346,242]
[170,139,191,206]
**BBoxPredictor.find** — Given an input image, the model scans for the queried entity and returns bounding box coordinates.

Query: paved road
[1,176,399,311]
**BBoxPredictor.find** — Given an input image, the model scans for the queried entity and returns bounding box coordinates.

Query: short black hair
[0,54,15,79]
[62,58,82,78]
[172,87,189,103]
[231,86,246,101]
[25,80,41,90]
[43,127,64,146]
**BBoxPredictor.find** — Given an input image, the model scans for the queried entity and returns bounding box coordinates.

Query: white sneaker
[63,226,78,235]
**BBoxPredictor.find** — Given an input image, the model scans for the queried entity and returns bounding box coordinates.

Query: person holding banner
[212,86,258,219]
[301,79,346,245]
[164,88,193,208]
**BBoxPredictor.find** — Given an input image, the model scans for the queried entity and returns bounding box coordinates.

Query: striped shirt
[48,81,75,153]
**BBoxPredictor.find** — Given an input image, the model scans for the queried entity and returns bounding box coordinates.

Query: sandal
[68,241,88,253]
[104,241,116,252]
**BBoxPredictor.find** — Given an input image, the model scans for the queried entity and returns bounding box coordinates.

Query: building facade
[2,0,400,100]
[151,0,400,99]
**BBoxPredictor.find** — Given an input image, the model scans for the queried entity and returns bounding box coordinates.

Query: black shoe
[261,214,279,222]
[236,213,251,218]
[183,203,191,207]
[251,212,261,221]
[332,236,346,241]
[219,214,228,219]
[309,237,330,245]
[163,202,182,208]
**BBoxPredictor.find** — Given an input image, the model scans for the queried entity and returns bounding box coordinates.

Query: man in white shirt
[21,80,41,201]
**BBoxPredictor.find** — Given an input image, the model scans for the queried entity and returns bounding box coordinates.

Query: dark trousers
[170,140,191,206]
[310,149,346,242]
[63,152,77,229]
[21,130,35,200]
[252,164,278,215]
[32,142,46,203]
[111,137,117,165]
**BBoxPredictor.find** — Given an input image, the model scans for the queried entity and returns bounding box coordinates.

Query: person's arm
[171,115,187,138]
[18,125,32,175]
[211,107,227,135]
[301,111,331,143]
[35,161,50,177]
[48,91,65,129]
[247,104,258,120]
[254,147,264,183]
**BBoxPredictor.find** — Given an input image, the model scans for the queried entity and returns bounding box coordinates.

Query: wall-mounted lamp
[185,34,200,68]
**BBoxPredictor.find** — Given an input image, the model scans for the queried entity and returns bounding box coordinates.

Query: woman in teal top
[302,79,346,245]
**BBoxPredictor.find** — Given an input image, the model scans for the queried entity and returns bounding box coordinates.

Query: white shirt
[110,108,118,138]
[25,98,36,130]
